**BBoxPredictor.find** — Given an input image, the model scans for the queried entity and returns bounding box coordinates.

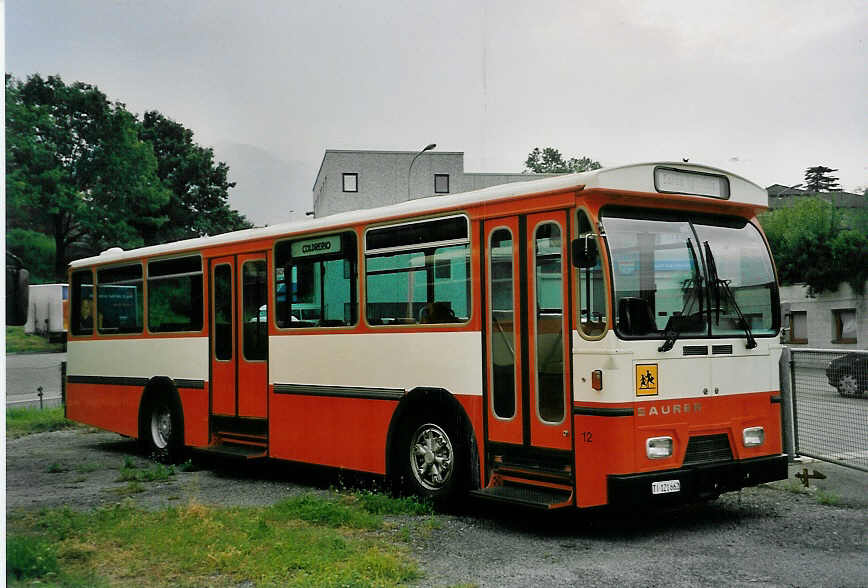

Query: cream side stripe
[269,331,483,397]
[67,338,209,380]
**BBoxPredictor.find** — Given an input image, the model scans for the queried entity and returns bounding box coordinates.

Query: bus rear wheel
[141,393,183,463]
[399,415,465,504]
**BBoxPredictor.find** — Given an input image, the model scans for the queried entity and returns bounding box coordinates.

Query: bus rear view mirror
[571,236,598,268]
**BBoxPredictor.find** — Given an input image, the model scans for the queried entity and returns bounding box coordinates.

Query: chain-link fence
[789,348,868,472]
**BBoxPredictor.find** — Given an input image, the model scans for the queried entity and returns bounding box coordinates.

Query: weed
[6,535,60,581]
[117,462,175,483]
[122,455,137,470]
[269,493,382,529]
[352,489,433,516]
[815,489,840,506]
[46,462,66,473]
[178,458,198,472]
[6,406,76,438]
[76,462,101,473]
[113,481,145,496]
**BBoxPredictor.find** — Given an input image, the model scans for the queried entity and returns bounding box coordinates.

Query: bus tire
[398,412,466,504]
[140,391,184,463]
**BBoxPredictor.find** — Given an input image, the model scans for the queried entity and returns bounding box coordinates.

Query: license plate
[651,479,681,495]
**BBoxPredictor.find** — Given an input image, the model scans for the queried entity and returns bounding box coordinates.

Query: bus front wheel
[399,415,466,503]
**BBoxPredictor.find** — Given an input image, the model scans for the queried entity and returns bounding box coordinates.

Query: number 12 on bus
[66,162,787,510]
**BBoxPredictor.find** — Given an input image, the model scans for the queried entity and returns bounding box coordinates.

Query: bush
[6,535,60,581]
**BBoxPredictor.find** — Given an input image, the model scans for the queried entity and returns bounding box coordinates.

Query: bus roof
[69,162,766,269]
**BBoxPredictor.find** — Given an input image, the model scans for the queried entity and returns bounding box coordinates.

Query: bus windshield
[602,208,778,341]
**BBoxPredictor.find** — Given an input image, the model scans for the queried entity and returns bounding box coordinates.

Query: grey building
[312,149,559,217]
[781,281,866,350]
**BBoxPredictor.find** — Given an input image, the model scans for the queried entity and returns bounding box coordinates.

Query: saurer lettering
[637,402,703,417]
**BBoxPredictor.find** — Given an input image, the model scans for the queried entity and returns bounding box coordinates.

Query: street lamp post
[407,143,436,199]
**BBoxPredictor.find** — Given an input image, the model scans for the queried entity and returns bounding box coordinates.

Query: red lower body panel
[66,382,142,438]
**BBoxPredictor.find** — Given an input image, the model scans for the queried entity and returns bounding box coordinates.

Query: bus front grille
[683,434,733,465]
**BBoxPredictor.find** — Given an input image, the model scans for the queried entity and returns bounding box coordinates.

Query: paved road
[5,352,67,407]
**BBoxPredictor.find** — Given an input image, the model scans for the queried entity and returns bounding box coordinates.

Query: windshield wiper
[659,240,705,352]
[703,241,757,349]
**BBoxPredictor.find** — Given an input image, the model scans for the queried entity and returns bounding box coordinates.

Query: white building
[781,281,866,349]
[312,149,558,217]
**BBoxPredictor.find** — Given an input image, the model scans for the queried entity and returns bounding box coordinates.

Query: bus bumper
[606,454,788,506]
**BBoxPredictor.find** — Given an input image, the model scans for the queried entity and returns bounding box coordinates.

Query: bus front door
[483,211,572,453]
[209,254,268,420]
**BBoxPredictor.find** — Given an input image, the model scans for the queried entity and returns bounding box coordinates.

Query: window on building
[97,264,144,334]
[365,216,470,325]
[832,309,857,344]
[789,311,807,344]
[147,256,204,333]
[71,270,94,336]
[274,232,357,328]
[434,174,450,194]
[342,173,358,192]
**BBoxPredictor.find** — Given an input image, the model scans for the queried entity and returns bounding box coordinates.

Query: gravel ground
[7,428,868,587]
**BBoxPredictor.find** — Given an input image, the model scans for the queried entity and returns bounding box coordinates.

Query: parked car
[825,353,867,398]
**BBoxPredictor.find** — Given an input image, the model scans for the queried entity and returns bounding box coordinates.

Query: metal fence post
[788,350,800,458]
[779,347,795,460]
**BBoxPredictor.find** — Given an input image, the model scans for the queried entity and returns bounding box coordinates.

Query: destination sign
[654,167,730,199]
[291,235,342,258]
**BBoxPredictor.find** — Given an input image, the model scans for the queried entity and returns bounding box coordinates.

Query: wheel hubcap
[410,423,454,491]
[150,405,172,449]
[838,374,859,396]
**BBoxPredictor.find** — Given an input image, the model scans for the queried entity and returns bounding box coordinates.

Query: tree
[6,74,170,280]
[137,111,251,245]
[760,198,867,294]
[803,166,841,192]
[524,147,602,174]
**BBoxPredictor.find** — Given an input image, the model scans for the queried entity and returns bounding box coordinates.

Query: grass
[6,406,77,438]
[116,461,175,483]
[7,492,430,586]
[5,325,65,353]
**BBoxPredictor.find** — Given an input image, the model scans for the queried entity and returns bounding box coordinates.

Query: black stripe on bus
[273,383,405,401]
[67,375,205,389]
[572,406,634,417]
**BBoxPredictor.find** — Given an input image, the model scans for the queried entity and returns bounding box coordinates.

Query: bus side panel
[268,388,397,474]
[573,410,635,508]
[179,383,209,447]
[66,382,142,438]
[455,394,485,487]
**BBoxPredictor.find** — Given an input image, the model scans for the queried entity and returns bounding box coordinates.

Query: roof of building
[766,185,866,209]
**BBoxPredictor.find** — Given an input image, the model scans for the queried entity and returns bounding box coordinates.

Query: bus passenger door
[209,254,268,419]
[483,211,572,452]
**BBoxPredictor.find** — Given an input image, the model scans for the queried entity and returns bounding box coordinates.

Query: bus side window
[577,210,607,337]
[274,232,357,328]
[71,270,94,336]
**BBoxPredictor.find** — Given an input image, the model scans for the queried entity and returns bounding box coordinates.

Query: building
[781,281,866,349]
[312,149,559,217]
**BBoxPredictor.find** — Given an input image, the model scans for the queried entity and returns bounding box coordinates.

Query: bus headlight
[743,426,765,447]
[646,436,673,459]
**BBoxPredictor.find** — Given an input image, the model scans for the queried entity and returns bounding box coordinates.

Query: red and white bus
[66,162,787,509]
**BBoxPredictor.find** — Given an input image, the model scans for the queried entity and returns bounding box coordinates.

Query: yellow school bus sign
[636,364,659,396]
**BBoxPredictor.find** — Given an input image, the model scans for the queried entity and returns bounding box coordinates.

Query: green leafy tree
[760,198,867,294]
[524,147,602,174]
[803,166,841,192]
[137,111,251,244]
[6,74,170,280]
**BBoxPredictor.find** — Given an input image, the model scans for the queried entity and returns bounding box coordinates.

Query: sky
[6,0,867,225]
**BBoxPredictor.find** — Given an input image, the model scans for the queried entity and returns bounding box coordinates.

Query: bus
[66,162,787,509]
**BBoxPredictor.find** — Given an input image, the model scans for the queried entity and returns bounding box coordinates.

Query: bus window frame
[95,261,145,337]
[144,252,205,336]
[362,212,473,329]
[70,268,96,337]
[574,206,611,341]
[272,229,359,331]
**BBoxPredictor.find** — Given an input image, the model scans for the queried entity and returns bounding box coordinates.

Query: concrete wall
[780,281,867,349]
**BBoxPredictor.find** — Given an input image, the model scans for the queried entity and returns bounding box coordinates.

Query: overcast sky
[7,0,867,225]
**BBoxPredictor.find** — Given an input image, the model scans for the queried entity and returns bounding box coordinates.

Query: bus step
[214,431,269,445]
[469,483,573,510]
[195,442,267,460]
